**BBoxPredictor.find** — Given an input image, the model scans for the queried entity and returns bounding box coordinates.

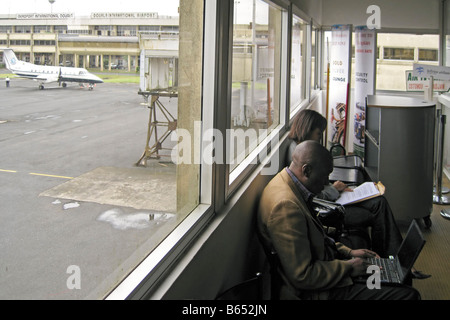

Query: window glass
[323,30,331,90]
[229,0,284,175]
[383,47,414,60]
[419,48,438,62]
[311,26,317,91]
[444,1,450,180]
[290,14,307,112]
[1,0,205,300]
[376,33,439,91]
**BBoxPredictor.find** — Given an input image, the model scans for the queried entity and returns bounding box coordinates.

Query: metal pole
[434,112,450,204]
[434,108,449,195]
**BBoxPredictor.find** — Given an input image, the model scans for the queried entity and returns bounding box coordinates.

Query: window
[419,48,438,61]
[322,30,331,90]
[15,25,32,33]
[311,26,317,91]
[95,25,114,36]
[10,40,31,45]
[34,40,56,46]
[117,26,137,36]
[0,26,13,33]
[67,29,90,35]
[139,25,160,34]
[161,25,179,35]
[377,33,439,91]
[229,0,286,183]
[383,47,414,60]
[34,25,52,33]
[290,14,307,113]
[54,26,68,34]
[2,0,210,300]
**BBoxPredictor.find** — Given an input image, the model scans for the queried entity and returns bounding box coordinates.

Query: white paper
[335,182,380,205]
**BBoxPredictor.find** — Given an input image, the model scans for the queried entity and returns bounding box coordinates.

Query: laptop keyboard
[367,257,401,283]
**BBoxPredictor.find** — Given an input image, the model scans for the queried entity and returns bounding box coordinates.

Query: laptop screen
[397,220,426,277]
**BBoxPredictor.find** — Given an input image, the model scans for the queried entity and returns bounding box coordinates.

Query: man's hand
[350,249,379,259]
[332,181,353,192]
[347,258,372,277]
[346,249,380,277]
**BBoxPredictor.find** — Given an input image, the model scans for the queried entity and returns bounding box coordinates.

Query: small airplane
[1,48,103,90]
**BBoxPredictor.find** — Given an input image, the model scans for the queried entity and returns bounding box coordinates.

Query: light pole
[49,0,55,13]
[234,1,240,32]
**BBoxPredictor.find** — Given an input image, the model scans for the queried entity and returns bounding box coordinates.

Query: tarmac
[0,75,179,299]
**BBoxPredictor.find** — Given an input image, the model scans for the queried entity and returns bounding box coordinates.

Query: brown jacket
[257,169,353,300]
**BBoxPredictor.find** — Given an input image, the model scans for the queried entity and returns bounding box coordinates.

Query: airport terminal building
[0,12,179,71]
[1,0,450,302]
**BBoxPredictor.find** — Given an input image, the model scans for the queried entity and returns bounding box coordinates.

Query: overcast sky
[3,0,180,16]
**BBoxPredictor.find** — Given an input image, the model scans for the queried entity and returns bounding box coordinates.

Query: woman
[286,109,429,279]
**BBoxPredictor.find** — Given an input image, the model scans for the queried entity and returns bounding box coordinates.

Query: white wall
[291,0,323,24]
[321,0,440,31]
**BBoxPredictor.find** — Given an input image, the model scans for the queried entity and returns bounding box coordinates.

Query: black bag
[312,198,345,232]
[312,198,372,249]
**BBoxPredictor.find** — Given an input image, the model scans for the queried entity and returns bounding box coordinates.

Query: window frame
[103,0,342,300]
[289,12,310,117]
[105,0,216,300]
[225,0,289,198]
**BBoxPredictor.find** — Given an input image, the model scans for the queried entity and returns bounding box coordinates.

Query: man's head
[288,140,333,194]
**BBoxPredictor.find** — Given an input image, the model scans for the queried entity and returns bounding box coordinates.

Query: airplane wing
[35,75,59,83]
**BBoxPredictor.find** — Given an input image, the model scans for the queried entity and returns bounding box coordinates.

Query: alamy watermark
[66,265,81,290]
[366,5,381,29]
[366,265,382,289]
[170,121,279,175]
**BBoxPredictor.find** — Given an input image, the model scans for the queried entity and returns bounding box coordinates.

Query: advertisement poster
[327,25,352,148]
[405,70,450,92]
[353,26,376,158]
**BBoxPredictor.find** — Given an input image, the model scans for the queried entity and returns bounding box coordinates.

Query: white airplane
[2,48,103,90]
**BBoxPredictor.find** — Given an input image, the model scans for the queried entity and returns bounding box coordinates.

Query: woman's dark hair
[288,109,327,143]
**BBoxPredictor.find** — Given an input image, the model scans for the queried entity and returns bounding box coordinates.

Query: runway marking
[0,169,73,179]
[29,173,74,179]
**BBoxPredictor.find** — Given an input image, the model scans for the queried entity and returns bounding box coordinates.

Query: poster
[327,25,352,148]
[353,26,376,158]
[405,70,450,92]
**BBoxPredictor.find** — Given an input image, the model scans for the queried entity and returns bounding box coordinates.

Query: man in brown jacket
[257,140,420,300]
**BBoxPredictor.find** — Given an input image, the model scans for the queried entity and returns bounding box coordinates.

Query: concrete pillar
[176,0,203,215]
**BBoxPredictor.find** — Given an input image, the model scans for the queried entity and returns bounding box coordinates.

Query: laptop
[357,220,426,284]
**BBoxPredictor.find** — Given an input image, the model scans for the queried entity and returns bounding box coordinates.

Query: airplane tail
[2,49,19,71]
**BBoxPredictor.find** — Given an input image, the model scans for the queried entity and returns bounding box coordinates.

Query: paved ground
[0,77,178,299]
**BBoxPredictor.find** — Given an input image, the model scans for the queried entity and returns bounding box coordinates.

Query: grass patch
[98,74,140,84]
[0,71,140,84]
